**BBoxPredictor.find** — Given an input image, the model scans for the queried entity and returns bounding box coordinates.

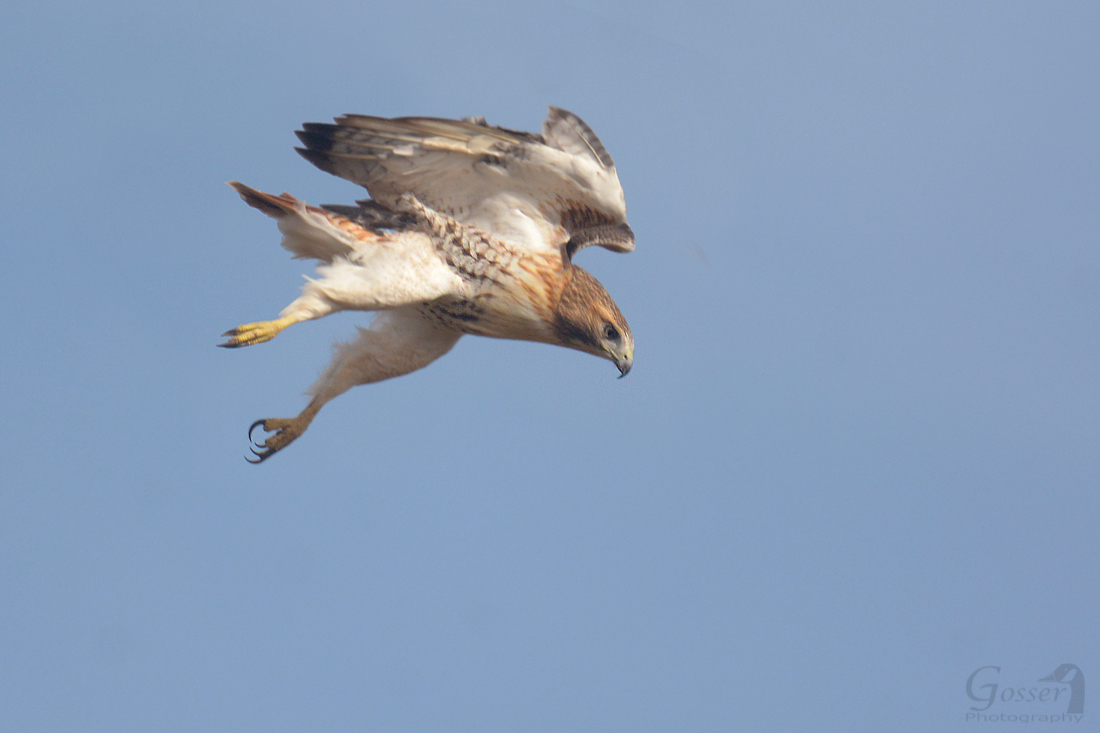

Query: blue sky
[2,2,1098,730]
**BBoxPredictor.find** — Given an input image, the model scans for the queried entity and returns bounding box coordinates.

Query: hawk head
[553,266,633,377]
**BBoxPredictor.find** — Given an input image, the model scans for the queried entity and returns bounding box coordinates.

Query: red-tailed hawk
[222,107,634,462]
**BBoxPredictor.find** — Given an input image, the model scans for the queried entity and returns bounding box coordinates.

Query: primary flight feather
[222,107,634,462]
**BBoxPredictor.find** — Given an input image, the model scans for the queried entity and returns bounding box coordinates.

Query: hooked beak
[615,352,633,378]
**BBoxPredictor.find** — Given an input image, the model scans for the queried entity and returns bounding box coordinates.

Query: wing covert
[294,107,631,258]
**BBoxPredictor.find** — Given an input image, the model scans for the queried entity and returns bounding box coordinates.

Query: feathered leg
[246,309,461,462]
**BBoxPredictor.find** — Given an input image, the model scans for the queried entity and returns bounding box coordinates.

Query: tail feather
[229,181,360,262]
[229,181,300,217]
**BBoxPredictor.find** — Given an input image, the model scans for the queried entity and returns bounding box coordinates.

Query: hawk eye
[603,323,620,341]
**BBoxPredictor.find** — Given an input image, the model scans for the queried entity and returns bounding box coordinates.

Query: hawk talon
[247,446,272,464]
[243,415,312,463]
[246,419,279,463]
[248,419,268,445]
[218,317,296,348]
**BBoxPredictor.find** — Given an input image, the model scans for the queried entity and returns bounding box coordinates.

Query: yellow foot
[218,317,296,348]
[247,417,307,463]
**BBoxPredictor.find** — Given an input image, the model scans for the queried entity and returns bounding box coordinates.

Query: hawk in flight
[222,107,635,462]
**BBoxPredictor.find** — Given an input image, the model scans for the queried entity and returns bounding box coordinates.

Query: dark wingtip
[295,127,337,151]
[295,147,340,176]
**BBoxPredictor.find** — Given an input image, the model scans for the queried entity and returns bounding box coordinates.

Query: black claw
[246,446,273,464]
[218,328,244,348]
[246,419,280,463]
[248,419,268,445]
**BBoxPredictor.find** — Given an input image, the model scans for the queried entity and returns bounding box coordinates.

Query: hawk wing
[294,106,634,260]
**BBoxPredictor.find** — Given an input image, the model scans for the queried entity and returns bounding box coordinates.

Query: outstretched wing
[294,107,633,259]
